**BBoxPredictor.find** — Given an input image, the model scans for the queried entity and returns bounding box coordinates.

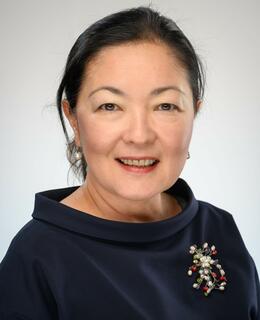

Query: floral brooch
[187,242,227,296]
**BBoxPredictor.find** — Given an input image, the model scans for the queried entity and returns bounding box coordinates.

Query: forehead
[83,42,191,98]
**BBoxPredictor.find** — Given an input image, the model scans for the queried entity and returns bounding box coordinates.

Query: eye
[98,103,118,111]
[158,103,179,111]
[97,103,179,112]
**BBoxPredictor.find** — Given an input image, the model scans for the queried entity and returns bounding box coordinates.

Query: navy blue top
[0,178,259,319]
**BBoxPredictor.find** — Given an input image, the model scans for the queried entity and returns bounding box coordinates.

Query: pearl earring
[75,148,82,160]
[73,126,82,161]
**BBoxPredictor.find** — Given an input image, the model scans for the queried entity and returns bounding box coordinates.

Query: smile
[115,158,159,174]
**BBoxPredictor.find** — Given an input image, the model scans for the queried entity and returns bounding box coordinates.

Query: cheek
[163,118,194,153]
[77,118,117,160]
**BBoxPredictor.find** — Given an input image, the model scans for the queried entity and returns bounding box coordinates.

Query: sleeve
[250,255,260,320]
[0,248,57,320]
[229,214,260,320]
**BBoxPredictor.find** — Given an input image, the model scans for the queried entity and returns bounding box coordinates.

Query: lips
[115,157,159,173]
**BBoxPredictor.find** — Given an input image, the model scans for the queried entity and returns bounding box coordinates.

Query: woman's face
[64,41,201,201]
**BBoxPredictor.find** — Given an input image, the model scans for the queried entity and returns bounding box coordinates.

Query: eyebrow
[88,85,185,98]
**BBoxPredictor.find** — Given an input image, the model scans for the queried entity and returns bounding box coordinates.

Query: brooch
[187,242,227,296]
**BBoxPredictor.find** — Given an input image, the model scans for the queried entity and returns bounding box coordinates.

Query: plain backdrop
[0,0,259,272]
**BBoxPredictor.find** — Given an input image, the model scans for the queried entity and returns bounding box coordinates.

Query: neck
[73,176,182,223]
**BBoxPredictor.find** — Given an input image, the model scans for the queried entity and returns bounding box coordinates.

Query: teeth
[119,159,157,167]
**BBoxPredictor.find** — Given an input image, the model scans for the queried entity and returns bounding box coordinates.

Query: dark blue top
[0,178,259,319]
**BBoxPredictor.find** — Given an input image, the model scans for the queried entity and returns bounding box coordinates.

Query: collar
[32,178,198,243]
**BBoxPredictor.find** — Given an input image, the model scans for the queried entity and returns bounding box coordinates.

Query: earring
[75,147,82,161]
[187,151,190,159]
[73,126,82,161]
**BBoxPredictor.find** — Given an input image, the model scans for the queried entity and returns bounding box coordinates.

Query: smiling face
[63,41,201,207]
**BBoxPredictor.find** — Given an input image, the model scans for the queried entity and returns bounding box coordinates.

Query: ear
[194,99,203,116]
[62,99,81,147]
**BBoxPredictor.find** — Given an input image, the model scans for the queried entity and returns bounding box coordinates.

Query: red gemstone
[220,276,227,281]
[191,266,197,272]
[212,272,217,278]
[202,286,208,292]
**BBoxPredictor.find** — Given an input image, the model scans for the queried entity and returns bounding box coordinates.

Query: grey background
[0,0,259,271]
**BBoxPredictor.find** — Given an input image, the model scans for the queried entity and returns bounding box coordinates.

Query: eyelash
[97,103,179,112]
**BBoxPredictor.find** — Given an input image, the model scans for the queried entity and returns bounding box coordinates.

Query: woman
[0,6,259,320]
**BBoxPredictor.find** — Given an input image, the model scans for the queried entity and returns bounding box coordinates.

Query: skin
[61,41,202,223]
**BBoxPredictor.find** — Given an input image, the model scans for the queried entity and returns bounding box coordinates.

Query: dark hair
[56,5,206,184]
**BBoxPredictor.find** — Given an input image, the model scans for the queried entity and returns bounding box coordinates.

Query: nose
[122,109,156,145]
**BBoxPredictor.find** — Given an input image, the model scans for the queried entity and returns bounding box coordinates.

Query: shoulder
[5,218,66,262]
[196,199,240,231]
[197,198,240,229]
[0,220,59,318]
[196,199,253,255]
[197,199,233,218]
